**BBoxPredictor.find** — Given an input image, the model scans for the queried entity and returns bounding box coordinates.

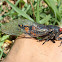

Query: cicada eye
[59,28,62,32]
[18,25,23,28]
[18,25,20,27]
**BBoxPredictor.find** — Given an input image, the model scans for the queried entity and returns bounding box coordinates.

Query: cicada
[1,19,62,46]
[18,24,62,46]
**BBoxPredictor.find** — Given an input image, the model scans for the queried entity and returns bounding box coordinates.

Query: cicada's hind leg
[42,33,56,45]
[57,37,62,47]
[42,39,49,45]
[42,35,52,45]
[58,41,62,47]
[55,36,62,47]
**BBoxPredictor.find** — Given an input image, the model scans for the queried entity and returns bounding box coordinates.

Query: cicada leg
[42,33,55,45]
[37,35,50,44]
[58,41,62,47]
[42,39,49,45]
[56,37,62,40]
[51,40,55,43]
[55,36,62,47]
[57,37,62,47]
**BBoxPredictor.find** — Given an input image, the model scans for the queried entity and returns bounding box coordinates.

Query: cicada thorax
[18,24,50,37]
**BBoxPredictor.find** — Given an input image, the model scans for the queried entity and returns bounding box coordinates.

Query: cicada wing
[18,19,38,27]
[28,29,50,37]
[30,26,50,37]
[1,20,24,36]
[1,18,52,36]
[18,21,51,37]
[1,19,37,36]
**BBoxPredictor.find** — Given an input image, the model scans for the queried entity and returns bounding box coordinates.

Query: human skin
[2,35,62,62]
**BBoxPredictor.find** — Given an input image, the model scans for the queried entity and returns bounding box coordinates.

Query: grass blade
[5,0,34,22]
[39,15,51,24]
[44,0,61,21]
[36,0,40,23]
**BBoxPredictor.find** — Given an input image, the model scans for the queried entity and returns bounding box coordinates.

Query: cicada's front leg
[55,34,62,47]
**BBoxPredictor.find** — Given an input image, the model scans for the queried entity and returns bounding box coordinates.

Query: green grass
[36,0,40,23]
[6,0,34,22]
[0,35,10,59]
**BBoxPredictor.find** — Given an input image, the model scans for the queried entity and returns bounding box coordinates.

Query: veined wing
[1,18,52,36]
[1,19,37,36]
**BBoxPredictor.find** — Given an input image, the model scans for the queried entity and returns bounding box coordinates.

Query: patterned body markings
[18,25,37,36]
[18,24,49,37]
